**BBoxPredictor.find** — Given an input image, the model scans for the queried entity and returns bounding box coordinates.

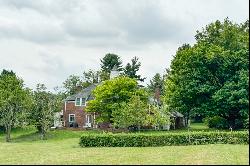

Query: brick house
[62,84,100,128]
[53,67,120,129]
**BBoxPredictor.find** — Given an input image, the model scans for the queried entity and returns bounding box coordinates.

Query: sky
[0,0,249,91]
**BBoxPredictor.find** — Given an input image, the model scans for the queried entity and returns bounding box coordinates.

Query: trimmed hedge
[79,131,249,147]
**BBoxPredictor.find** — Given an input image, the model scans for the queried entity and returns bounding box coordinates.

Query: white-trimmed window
[69,114,75,123]
[75,97,86,106]
[75,98,81,106]
[81,98,86,106]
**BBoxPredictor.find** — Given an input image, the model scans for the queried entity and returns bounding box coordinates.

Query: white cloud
[0,0,248,91]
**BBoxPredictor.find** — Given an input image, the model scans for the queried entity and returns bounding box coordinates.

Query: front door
[85,114,92,127]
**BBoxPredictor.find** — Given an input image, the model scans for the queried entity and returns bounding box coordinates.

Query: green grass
[0,124,249,165]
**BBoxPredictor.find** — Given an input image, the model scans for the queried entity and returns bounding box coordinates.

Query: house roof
[168,111,184,118]
[64,83,101,101]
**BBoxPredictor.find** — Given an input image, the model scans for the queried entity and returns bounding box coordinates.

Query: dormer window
[75,97,86,106]
[76,98,81,106]
[81,98,86,106]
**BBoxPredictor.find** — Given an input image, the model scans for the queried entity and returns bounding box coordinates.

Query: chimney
[110,65,120,79]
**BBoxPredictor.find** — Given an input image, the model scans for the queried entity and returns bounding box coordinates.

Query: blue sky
[0,0,248,91]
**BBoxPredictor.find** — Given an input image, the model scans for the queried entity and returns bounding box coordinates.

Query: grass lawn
[0,124,249,165]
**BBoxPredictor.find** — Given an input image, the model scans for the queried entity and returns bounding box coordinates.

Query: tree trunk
[5,125,11,142]
[186,111,190,127]
[40,126,46,140]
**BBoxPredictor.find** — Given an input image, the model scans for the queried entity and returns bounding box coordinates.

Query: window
[81,98,86,106]
[69,114,75,122]
[86,114,92,123]
[75,98,81,106]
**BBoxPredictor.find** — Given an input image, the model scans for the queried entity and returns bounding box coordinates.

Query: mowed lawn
[0,125,249,165]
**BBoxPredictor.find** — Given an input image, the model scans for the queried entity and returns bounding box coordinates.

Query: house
[53,66,186,130]
[62,83,99,128]
[53,66,120,129]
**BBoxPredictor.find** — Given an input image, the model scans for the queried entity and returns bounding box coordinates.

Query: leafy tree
[164,18,249,129]
[112,95,148,129]
[112,95,170,130]
[30,84,61,139]
[99,70,110,82]
[82,69,101,87]
[146,104,170,128]
[147,73,164,95]
[123,56,146,82]
[86,76,148,123]
[100,53,123,74]
[212,69,249,128]
[0,70,31,142]
[63,75,83,95]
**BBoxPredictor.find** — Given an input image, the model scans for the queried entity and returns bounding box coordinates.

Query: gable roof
[64,83,101,101]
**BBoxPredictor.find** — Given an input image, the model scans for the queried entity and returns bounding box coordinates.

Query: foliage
[63,75,83,95]
[205,116,229,129]
[86,76,147,123]
[243,117,249,129]
[82,69,99,87]
[112,95,148,129]
[100,53,123,74]
[147,73,164,94]
[164,18,249,129]
[146,104,170,128]
[29,84,61,139]
[123,56,145,82]
[79,131,249,147]
[0,70,31,142]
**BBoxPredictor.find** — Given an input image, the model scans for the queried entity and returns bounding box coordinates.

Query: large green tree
[100,53,123,76]
[0,70,31,142]
[63,75,83,95]
[29,84,61,139]
[112,95,170,130]
[164,18,249,129]
[123,56,145,82]
[147,73,164,95]
[112,95,148,129]
[86,76,148,123]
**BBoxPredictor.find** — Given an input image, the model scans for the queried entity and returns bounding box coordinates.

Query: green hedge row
[79,131,249,147]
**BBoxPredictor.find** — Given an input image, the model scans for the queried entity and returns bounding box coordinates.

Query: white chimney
[110,66,120,79]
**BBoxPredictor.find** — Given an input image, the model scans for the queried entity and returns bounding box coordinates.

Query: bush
[244,118,249,129]
[79,131,249,147]
[206,116,229,129]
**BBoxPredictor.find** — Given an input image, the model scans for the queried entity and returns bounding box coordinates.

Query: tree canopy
[100,53,123,73]
[86,76,148,123]
[164,18,249,129]
[123,56,146,82]
[0,70,31,142]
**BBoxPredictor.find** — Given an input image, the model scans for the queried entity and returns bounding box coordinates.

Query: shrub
[206,116,229,129]
[79,131,249,147]
[244,118,249,129]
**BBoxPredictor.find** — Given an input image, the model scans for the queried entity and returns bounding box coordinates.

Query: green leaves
[164,19,249,128]
[100,53,123,74]
[0,69,31,141]
[79,131,249,147]
[123,56,146,82]
[86,76,146,123]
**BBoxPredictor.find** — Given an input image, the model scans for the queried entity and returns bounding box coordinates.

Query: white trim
[75,98,81,106]
[75,97,87,106]
[64,102,67,111]
[85,114,92,127]
[69,114,75,122]
[81,98,87,106]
